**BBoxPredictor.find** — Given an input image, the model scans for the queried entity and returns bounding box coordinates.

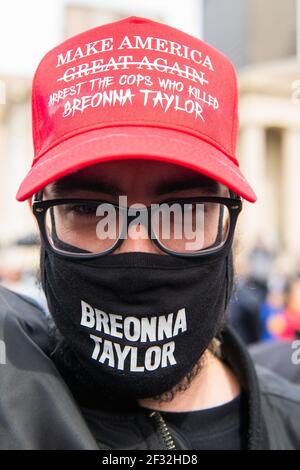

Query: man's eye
[69,204,96,216]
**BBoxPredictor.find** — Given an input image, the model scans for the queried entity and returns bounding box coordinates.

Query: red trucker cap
[16,16,256,202]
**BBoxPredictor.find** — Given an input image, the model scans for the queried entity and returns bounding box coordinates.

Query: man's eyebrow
[155,175,220,196]
[49,173,221,198]
[50,177,121,197]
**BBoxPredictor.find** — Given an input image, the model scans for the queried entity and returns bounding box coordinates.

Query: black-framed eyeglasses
[32,194,242,259]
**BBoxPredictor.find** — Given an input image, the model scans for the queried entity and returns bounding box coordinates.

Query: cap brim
[16,127,257,202]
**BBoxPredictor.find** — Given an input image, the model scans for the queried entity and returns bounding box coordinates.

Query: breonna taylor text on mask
[80,300,187,372]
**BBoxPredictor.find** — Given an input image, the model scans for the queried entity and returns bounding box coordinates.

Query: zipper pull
[149,410,176,450]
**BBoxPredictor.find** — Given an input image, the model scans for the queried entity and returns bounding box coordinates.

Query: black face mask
[41,244,234,400]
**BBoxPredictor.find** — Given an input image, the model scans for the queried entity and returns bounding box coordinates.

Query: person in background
[228,276,261,344]
[259,276,286,341]
[268,276,300,341]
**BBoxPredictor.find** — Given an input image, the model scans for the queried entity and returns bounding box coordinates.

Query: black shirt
[156,393,248,450]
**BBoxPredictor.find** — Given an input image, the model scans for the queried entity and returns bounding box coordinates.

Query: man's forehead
[48,160,222,196]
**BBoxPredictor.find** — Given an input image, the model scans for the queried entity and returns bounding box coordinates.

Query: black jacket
[0,285,299,450]
[249,340,300,385]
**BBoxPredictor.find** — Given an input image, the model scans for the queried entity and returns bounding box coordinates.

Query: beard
[48,318,224,407]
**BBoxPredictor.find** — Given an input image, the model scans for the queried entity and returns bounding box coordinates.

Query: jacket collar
[221,326,267,449]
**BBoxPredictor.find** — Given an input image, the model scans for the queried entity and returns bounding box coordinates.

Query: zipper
[96,410,177,450]
[149,411,176,450]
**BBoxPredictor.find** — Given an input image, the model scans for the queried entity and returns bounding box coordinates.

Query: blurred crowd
[0,236,48,313]
[229,238,300,345]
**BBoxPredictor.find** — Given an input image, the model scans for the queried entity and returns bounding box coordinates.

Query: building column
[282,128,300,261]
[0,79,35,245]
[238,125,267,249]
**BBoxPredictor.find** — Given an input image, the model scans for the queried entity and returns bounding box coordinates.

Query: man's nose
[114,222,162,254]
